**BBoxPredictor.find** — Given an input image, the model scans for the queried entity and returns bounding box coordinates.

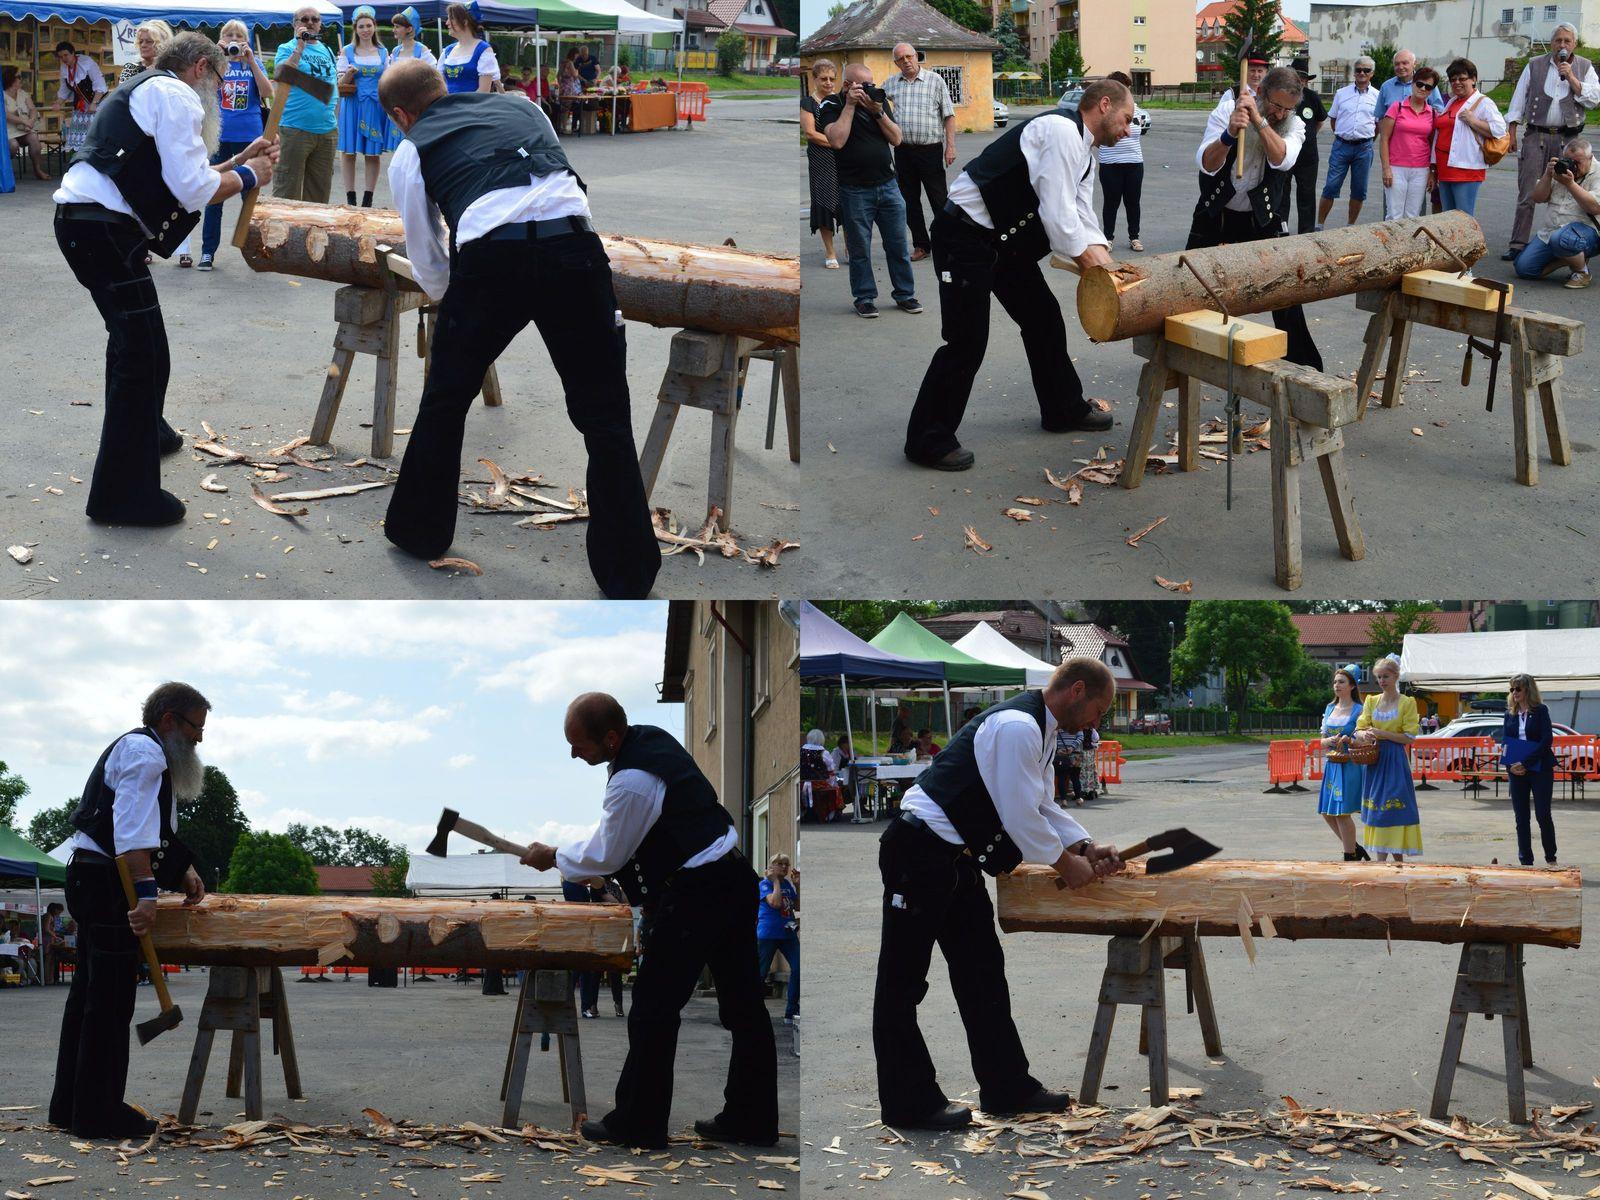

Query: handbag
[1328,740,1379,766]
[1468,95,1512,164]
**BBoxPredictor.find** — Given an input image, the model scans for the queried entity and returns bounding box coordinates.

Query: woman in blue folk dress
[384,7,435,151]
[1318,664,1370,861]
[336,6,391,207]
[1355,653,1423,861]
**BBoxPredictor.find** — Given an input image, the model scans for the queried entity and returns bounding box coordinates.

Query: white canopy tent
[535,0,684,137]
[403,851,564,895]
[952,622,1056,688]
[1400,629,1600,692]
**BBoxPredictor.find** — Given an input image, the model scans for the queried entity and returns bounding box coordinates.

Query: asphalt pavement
[798,105,1600,599]
[800,742,1600,1199]
[0,97,801,600]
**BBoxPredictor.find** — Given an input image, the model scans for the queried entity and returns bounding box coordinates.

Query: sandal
[178,254,193,268]
[824,257,840,269]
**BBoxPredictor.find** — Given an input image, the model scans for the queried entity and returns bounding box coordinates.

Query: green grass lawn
[680,71,791,94]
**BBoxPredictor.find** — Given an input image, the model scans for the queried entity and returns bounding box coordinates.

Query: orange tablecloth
[627,90,676,132]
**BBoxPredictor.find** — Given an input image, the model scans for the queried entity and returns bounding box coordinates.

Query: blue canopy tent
[798,600,946,755]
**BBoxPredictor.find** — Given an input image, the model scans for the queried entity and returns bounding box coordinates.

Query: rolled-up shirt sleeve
[1023,118,1105,261]
[106,736,167,855]
[136,79,224,213]
[555,769,666,880]
[1197,93,1232,174]
[975,716,1070,866]
[1270,114,1305,172]
[388,140,452,301]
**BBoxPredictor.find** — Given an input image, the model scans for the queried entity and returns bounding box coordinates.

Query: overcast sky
[0,602,677,857]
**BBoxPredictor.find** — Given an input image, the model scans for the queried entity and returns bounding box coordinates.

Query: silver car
[993,99,1009,128]
[1058,86,1150,135]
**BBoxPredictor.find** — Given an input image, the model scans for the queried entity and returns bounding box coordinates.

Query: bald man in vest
[520,693,779,1150]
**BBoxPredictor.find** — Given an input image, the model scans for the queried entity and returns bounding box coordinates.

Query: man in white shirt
[519,693,778,1151]
[1316,55,1380,229]
[50,682,210,1140]
[873,659,1124,1130]
[1503,23,1600,259]
[379,59,659,598]
[902,77,1131,473]
[53,32,277,528]
[1512,137,1600,287]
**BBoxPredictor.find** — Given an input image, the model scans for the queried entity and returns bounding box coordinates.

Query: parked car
[1057,86,1151,135]
[1129,712,1172,734]
[1422,714,1594,772]
[993,98,1009,128]
[766,57,800,76]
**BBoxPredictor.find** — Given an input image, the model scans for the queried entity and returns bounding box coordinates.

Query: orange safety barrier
[1303,737,1325,783]
[1264,739,1308,793]
[1096,740,1125,787]
[1552,735,1598,798]
[665,80,708,124]
[1411,736,1495,790]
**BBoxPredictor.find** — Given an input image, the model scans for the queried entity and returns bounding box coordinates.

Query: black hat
[1292,53,1314,79]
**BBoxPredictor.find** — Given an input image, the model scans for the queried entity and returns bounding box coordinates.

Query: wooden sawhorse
[1354,286,1581,486]
[1431,941,1533,1124]
[638,330,800,533]
[1079,932,1223,1107]
[310,282,504,460]
[499,969,587,1129]
[1120,327,1365,591]
[178,966,302,1124]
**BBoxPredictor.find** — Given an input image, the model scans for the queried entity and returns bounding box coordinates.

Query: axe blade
[1143,827,1221,875]
[274,61,335,105]
[136,1003,183,1045]
[425,807,460,857]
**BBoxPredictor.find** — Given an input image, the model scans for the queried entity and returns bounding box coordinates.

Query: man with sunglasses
[273,6,339,202]
[1317,55,1380,229]
[49,683,211,1139]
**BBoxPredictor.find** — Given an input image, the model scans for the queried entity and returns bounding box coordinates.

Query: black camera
[225,41,243,56]
[852,81,886,105]
[1554,156,1578,176]
[298,28,318,41]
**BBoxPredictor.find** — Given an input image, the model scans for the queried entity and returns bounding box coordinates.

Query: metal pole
[839,674,854,756]
[33,876,41,986]
[942,682,953,737]
[869,689,878,753]
[610,31,618,135]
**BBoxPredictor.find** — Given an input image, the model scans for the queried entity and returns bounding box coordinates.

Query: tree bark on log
[242,199,800,345]
[996,860,1582,949]
[150,894,636,969]
[1077,212,1487,343]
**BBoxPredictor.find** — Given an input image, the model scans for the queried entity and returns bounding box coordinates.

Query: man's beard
[160,730,206,802]
[192,77,221,156]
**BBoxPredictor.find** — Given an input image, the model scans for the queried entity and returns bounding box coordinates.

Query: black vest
[406,91,583,257]
[961,107,1085,262]
[71,728,194,888]
[73,70,201,258]
[1190,96,1297,236]
[607,725,734,906]
[912,691,1053,877]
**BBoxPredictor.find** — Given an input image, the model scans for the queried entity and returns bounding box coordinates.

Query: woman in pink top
[1379,64,1440,218]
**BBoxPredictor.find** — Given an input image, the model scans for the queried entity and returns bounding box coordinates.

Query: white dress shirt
[387,125,591,301]
[53,75,225,223]
[1329,83,1380,140]
[900,704,1092,866]
[65,732,169,859]
[945,115,1107,260]
[555,768,738,881]
[59,55,106,104]
[1197,89,1304,212]
[1506,56,1600,124]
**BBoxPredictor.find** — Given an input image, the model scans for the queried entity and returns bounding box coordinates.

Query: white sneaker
[824,257,840,269]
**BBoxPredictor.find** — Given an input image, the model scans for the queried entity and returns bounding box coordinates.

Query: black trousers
[904,212,1088,463]
[49,859,140,1134]
[895,142,949,252]
[579,968,625,1012]
[383,232,661,599]
[602,853,777,1149]
[1186,207,1323,371]
[1293,150,1321,234]
[1509,769,1557,864]
[873,819,1039,1123]
[55,216,175,524]
[1100,162,1143,240]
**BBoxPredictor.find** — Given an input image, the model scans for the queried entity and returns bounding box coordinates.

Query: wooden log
[151,894,635,970]
[995,860,1582,949]
[242,199,799,345]
[1077,212,1487,343]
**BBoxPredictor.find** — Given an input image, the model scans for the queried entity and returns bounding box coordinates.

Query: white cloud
[447,754,477,770]
[480,630,668,712]
[212,710,443,764]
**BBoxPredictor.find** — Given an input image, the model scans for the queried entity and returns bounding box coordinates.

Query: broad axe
[230,56,337,250]
[113,857,183,1044]
[1055,827,1221,889]
[426,807,530,858]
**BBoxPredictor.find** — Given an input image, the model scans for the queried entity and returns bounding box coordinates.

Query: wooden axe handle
[1120,838,1152,861]
[230,90,289,251]
[114,856,178,1016]
[451,815,530,859]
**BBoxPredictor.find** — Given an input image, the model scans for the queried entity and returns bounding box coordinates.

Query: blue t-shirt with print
[757,878,797,939]
[218,58,264,143]
[273,39,338,134]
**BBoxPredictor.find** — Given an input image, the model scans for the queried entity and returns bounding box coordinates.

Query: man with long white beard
[50,682,211,1139]
[52,32,278,528]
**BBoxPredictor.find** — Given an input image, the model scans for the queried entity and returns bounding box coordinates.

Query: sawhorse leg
[1120,339,1170,489]
[757,345,801,463]
[502,969,587,1130]
[639,330,754,532]
[1354,290,1403,420]
[1507,318,1539,487]
[1430,941,1530,1124]
[180,966,299,1125]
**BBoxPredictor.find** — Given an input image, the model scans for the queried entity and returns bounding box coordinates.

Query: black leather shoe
[888,1102,972,1130]
[580,1118,665,1150]
[693,1116,778,1146]
[87,488,186,528]
[1501,250,1518,261]
[909,447,974,471]
[75,1103,158,1139]
[984,1086,1074,1116]
[158,419,184,456]
[1045,408,1114,434]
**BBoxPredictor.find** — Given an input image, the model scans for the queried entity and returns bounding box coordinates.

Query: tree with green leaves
[286,822,407,867]
[1264,653,1337,712]
[0,762,30,831]
[1368,42,1396,84]
[990,13,1025,70]
[1081,601,1189,699]
[1049,31,1085,84]
[1170,601,1306,717]
[27,800,79,856]
[369,853,412,898]
[929,0,991,35]
[221,832,321,895]
[1364,602,1440,667]
[1221,0,1282,77]
[715,29,745,77]
[827,0,847,18]
[178,766,251,891]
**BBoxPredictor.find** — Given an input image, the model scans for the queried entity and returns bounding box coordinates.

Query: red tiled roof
[314,865,379,892]
[680,7,726,26]
[1194,2,1306,45]
[1291,611,1473,647]
[734,20,794,36]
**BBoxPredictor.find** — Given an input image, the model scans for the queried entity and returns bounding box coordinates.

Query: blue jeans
[757,933,799,1017]
[1514,220,1600,277]
[1322,137,1373,202]
[1437,179,1481,216]
[838,179,916,306]
[200,140,252,258]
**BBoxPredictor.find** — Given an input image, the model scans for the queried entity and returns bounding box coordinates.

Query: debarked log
[150,893,636,969]
[1076,212,1487,343]
[243,199,800,345]
[996,860,1582,949]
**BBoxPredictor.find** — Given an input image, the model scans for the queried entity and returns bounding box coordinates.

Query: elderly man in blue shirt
[1317,55,1381,229]
[1377,49,1444,117]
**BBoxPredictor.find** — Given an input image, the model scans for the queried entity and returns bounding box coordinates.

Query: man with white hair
[53,31,278,529]
[50,682,212,1139]
[1376,49,1443,117]
[1512,137,1600,287]
[1504,23,1600,260]
[881,42,955,261]
[1317,55,1380,228]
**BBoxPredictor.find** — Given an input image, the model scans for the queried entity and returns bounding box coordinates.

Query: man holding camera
[1512,138,1600,287]
[1504,23,1600,260]
[816,62,920,318]
[273,5,338,202]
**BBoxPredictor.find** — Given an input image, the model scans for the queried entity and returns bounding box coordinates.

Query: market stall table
[851,757,929,819]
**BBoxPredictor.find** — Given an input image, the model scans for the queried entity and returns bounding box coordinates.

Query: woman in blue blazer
[1504,673,1557,866]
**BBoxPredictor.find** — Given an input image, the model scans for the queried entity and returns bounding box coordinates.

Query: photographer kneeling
[1513,138,1600,288]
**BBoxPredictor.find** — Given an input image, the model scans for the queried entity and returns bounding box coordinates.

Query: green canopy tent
[869,612,1026,736]
[0,827,66,986]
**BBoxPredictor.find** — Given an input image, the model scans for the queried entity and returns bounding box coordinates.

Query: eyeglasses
[174,712,207,735]
[1353,67,1373,74]
[297,15,321,23]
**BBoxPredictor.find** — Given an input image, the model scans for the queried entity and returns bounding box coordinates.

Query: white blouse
[1446,91,1509,171]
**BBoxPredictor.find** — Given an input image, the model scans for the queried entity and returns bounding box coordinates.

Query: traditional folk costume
[338,42,392,157]
[1357,692,1422,857]
[1316,701,1363,817]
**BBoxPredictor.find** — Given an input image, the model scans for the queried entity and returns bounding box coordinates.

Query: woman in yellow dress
[1353,653,1422,860]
